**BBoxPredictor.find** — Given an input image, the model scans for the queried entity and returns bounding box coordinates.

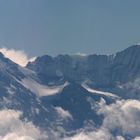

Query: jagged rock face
[111,45,140,83]
[86,55,113,87]
[27,45,140,87]
[27,54,113,86]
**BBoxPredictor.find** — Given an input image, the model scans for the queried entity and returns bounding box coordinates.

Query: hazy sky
[0,0,140,57]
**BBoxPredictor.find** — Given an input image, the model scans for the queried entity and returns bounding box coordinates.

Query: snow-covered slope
[20,78,69,96]
[82,83,119,98]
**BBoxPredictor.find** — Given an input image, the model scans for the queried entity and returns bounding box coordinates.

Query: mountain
[0,45,140,139]
[27,45,140,98]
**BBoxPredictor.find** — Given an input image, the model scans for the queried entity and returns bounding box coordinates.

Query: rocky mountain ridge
[27,45,140,88]
[0,45,140,139]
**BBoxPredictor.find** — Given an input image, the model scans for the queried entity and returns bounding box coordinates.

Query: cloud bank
[0,48,36,67]
[63,99,140,140]
[0,99,140,140]
[0,109,47,140]
[98,99,140,137]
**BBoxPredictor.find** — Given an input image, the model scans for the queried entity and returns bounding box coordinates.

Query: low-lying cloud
[63,99,140,140]
[1,99,140,140]
[98,99,140,139]
[0,109,47,140]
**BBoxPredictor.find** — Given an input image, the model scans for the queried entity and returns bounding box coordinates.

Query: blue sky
[0,0,140,56]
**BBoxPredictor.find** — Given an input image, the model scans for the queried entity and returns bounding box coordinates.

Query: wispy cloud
[74,52,87,56]
[0,47,35,67]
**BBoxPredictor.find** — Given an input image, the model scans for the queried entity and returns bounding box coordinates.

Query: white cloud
[64,129,112,140]
[133,137,140,140]
[0,97,139,140]
[0,109,48,140]
[29,57,37,63]
[98,99,140,137]
[55,107,73,120]
[0,134,35,140]
[116,136,125,140]
[74,52,87,56]
[0,48,35,67]
[0,99,138,140]
[64,99,140,140]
